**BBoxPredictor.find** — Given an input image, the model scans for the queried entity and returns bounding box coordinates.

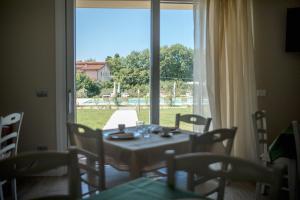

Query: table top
[103,125,190,151]
[85,177,210,200]
[102,125,192,174]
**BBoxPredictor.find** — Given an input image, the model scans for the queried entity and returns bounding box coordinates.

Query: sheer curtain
[194,0,258,161]
[193,0,211,133]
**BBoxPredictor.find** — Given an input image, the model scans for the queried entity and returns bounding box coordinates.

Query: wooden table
[85,177,210,200]
[103,125,191,179]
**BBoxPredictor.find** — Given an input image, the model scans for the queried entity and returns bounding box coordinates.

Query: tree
[103,44,193,97]
[76,73,101,98]
[160,44,193,81]
[84,79,101,98]
[105,54,124,75]
[125,49,150,69]
[76,73,89,91]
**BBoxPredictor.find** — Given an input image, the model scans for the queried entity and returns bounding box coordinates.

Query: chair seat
[194,179,219,196]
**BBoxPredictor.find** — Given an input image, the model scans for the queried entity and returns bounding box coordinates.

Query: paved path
[103,109,138,130]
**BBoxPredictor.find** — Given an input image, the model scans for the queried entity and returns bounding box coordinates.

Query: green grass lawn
[138,107,193,131]
[77,107,193,130]
[76,109,116,129]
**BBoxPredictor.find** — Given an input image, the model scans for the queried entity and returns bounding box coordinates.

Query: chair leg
[255,183,262,200]
[0,184,4,200]
[11,179,17,200]
[288,159,296,200]
[217,178,226,200]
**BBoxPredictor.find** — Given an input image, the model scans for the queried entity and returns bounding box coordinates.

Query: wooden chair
[252,110,295,199]
[175,113,212,132]
[292,121,300,198]
[0,112,23,200]
[67,123,105,196]
[0,148,81,200]
[252,110,269,165]
[188,127,237,197]
[166,151,282,200]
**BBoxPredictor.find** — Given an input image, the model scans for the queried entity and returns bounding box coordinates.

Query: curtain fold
[194,0,258,160]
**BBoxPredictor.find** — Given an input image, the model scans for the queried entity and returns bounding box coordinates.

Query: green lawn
[76,107,193,130]
[138,107,193,131]
[76,109,116,129]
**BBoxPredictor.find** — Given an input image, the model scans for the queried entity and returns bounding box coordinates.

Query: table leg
[130,153,141,180]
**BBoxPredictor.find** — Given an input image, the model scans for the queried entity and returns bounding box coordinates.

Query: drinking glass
[136,121,145,132]
[143,127,151,138]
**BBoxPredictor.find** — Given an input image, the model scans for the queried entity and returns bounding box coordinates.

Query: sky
[76,8,194,61]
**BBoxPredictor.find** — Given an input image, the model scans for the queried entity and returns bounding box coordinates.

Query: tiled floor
[5,165,258,200]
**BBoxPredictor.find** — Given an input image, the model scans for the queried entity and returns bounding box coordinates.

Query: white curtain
[194,0,258,161]
[193,0,211,134]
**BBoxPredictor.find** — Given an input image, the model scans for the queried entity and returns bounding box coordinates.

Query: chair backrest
[175,113,212,132]
[0,148,81,199]
[0,112,24,158]
[189,127,237,155]
[188,127,237,195]
[166,151,282,200]
[67,123,105,191]
[292,121,300,182]
[252,110,268,164]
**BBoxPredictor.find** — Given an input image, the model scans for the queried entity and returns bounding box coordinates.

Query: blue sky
[76,8,193,61]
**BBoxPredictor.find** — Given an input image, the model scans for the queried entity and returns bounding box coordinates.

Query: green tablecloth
[86,177,210,200]
[269,124,296,162]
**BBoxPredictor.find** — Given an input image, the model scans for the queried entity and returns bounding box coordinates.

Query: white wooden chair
[67,123,105,196]
[252,110,295,199]
[0,112,23,200]
[166,151,282,200]
[0,148,81,200]
[175,113,212,132]
[188,127,237,198]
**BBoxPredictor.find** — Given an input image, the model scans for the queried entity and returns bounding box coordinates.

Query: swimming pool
[77,97,208,106]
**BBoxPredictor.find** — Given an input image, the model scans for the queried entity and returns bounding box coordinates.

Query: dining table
[103,125,192,179]
[85,177,210,200]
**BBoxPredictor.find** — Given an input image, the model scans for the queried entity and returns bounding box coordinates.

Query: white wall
[253,0,300,142]
[0,0,57,151]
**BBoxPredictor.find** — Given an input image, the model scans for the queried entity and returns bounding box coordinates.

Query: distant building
[76,61,111,81]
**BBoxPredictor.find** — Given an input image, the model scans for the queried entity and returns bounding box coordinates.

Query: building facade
[76,61,111,81]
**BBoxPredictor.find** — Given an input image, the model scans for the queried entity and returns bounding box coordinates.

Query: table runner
[103,125,191,178]
[86,177,210,200]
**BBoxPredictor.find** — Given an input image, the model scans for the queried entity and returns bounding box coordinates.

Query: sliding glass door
[66,0,209,131]
[74,0,151,130]
[159,2,194,130]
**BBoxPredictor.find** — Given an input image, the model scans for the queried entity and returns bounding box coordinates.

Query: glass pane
[75,1,150,130]
[159,3,194,131]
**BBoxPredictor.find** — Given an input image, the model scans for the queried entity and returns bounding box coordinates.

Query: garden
[76,44,199,130]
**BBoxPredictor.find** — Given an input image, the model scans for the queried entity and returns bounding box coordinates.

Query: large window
[75,1,150,130]
[74,0,206,131]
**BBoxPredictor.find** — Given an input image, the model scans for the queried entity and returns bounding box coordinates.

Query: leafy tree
[84,79,101,98]
[102,44,193,97]
[105,54,124,75]
[125,49,150,69]
[160,44,193,81]
[161,81,176,106]
[76,73,89,90]
[76,73,101,98]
